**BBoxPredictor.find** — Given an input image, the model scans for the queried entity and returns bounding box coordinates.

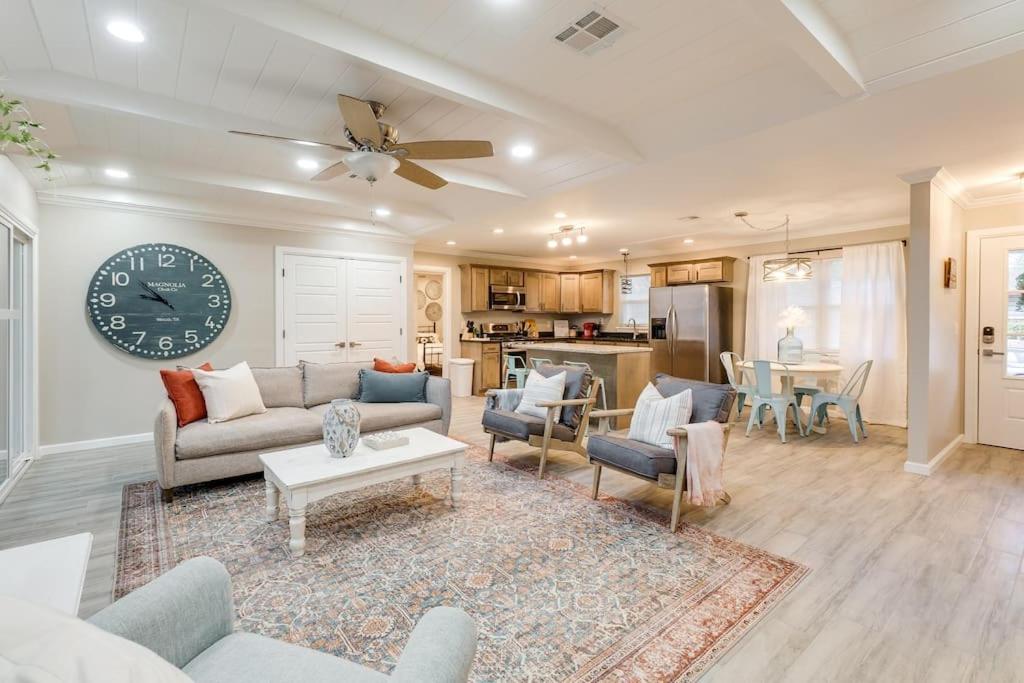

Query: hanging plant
[0,91,57,174]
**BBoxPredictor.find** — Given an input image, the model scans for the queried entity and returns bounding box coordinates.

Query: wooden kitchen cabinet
[695,261,725,282]
[525,271,541,312]
[579,270,615,314]
[667,264,694,285]
[560,273,580,313]
[650,266,667,288]
[539,273,560,312]
[459,265,491,312]
[489,268,525,287]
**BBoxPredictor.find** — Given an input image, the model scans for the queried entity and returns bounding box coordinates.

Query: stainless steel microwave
[489,285,526,310]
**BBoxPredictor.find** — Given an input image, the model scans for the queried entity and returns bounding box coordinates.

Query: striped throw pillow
[627,383,693,449]
[515,370,567,422]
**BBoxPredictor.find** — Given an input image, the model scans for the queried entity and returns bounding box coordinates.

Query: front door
[978,235,1024,449]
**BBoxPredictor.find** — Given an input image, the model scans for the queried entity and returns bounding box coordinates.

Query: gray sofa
[156,362,452,500]
[89,556,477,682]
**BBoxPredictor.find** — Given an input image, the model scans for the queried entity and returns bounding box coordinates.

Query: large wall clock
[86,243,231,359]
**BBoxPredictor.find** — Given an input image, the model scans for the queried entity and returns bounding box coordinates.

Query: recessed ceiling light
[510,143,534,159]
[374,207,391,217]
[296,158,319,171]
[492,227,504,234]
[553,211,567,219]
[106,20,145,43]
[446,240,457,246]
[618,248,629,254]
[104,168,130,179]
[683,238,695,245]
[568,255,577,260]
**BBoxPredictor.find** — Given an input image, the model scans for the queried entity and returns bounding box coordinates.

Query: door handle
[981,349,1005,356]
[348,341,362,347]
[335,341,346,348]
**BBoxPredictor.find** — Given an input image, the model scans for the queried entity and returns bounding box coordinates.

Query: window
[618,273,650,328]
[771,256,842,353]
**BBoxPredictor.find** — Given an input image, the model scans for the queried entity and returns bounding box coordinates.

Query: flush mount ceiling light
[735,211,812,282]
[510,143,534,159]
[104,168,130,179]
[547,224,587,249]
[296,158,319,171]
[106,20,145,43]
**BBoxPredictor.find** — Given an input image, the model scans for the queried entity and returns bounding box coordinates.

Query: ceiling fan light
[342,151,399,183]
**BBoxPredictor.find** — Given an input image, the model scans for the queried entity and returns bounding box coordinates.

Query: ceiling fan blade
[393,140,494,160]
[337,95,382,148]
[394,159,447,190]
[311,160,349,182]
[228,130,351,151]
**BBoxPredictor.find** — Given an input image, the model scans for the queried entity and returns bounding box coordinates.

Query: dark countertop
[462,334,648,344]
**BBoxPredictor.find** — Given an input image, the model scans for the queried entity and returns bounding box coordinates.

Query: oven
[488,285,526,311]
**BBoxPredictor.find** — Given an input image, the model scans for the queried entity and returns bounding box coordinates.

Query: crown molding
[35,193,416,245]
[898,166,968,209]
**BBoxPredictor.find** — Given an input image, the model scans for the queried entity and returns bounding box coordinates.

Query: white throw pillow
[627,383,693,449]
[192,361,267,423]
[515,370,567,423]
[0,595,192,683]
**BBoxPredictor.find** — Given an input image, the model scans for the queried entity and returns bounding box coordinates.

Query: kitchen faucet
[628,318,639,340]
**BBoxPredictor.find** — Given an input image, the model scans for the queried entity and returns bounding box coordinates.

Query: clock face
[86,243,231,359]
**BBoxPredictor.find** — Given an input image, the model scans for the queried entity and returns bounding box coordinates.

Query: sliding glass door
[0,221,29,491]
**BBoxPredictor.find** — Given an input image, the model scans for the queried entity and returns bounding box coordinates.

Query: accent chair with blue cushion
[88,557,478,682]
[482,364,600,478]
[587,374,737,533]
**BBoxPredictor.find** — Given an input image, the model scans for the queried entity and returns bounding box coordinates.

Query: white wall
[0,157,39,232]
[906,177,966,469]
[38,201,414,447]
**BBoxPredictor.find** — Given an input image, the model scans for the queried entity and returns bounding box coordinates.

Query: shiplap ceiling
[2,0,1024,257]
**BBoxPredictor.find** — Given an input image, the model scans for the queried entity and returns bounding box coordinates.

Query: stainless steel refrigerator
[649,285,733,383]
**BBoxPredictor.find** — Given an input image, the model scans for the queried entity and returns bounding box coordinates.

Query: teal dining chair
[745,360,805,443]
[720,352,754,418]
[809,360,873,442]
[530,358,552,370]
[504,355,529,388]
[563,360,607,410]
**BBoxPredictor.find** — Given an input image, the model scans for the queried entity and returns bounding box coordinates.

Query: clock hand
[138,282,176,311]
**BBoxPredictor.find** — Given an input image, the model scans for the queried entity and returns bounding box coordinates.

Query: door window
[1007,249,1024,377]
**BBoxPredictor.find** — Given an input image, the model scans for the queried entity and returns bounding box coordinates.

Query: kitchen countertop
[462,336,648,343]
[504,342,652,354]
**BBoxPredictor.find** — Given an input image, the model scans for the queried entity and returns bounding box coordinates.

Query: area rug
[115,444,807,682]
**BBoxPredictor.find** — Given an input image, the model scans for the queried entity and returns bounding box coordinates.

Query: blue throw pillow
[357,369,428,403]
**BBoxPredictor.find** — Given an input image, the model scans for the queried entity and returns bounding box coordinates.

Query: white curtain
[839,242,907,427]
[743,253,790,360]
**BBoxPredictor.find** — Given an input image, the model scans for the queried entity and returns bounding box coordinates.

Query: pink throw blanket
[674,421,726,506]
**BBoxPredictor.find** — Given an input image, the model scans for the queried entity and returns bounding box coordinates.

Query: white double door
[978,234,1024,450]
[282,254,403,366]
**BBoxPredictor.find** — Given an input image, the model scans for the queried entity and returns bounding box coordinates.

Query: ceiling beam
[46,145,449,229]
[732,0,865,98]
[174,0,643,163]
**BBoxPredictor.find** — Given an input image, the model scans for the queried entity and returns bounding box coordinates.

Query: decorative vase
[322,398,360,458]
[777,327,804,363]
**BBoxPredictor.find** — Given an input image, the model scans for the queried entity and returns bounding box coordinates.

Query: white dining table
[738,360,844,434]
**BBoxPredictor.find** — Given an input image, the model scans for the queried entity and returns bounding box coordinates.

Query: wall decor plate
[86,243,230,359]
[425,279,442,300]
[417,290,426,310]
[425,301,443,321]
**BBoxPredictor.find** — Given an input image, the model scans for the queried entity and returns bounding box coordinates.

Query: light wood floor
[3,397,1023,681]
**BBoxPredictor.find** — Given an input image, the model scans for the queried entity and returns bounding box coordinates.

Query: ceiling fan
[230,95,493,190]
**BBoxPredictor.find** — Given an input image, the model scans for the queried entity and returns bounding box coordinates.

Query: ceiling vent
[554,8,624,55]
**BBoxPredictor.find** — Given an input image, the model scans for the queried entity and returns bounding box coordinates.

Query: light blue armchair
[88,557,478,682]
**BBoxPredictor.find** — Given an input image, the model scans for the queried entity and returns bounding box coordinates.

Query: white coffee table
[260,428,468,557]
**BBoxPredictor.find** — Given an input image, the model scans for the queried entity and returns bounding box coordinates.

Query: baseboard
[903,434,964,476]
[39,432,153,457]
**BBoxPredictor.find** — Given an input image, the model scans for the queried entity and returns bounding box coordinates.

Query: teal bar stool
[720,352,754,418]
[745,360,805,443]
[504,355,529,388]
[809,360,873,442]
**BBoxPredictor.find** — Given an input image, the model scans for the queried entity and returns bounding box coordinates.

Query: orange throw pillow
[160,363,214,427]
[373,357,417,373]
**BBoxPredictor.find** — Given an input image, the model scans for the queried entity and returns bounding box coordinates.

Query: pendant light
[735,212,812,282]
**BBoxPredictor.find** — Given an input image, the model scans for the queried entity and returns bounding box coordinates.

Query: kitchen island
[504,341,652,428]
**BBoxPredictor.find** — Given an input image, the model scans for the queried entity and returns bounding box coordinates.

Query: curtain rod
[745,238,907,260]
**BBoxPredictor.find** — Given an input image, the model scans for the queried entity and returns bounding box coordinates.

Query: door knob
[982,349,1005,356]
